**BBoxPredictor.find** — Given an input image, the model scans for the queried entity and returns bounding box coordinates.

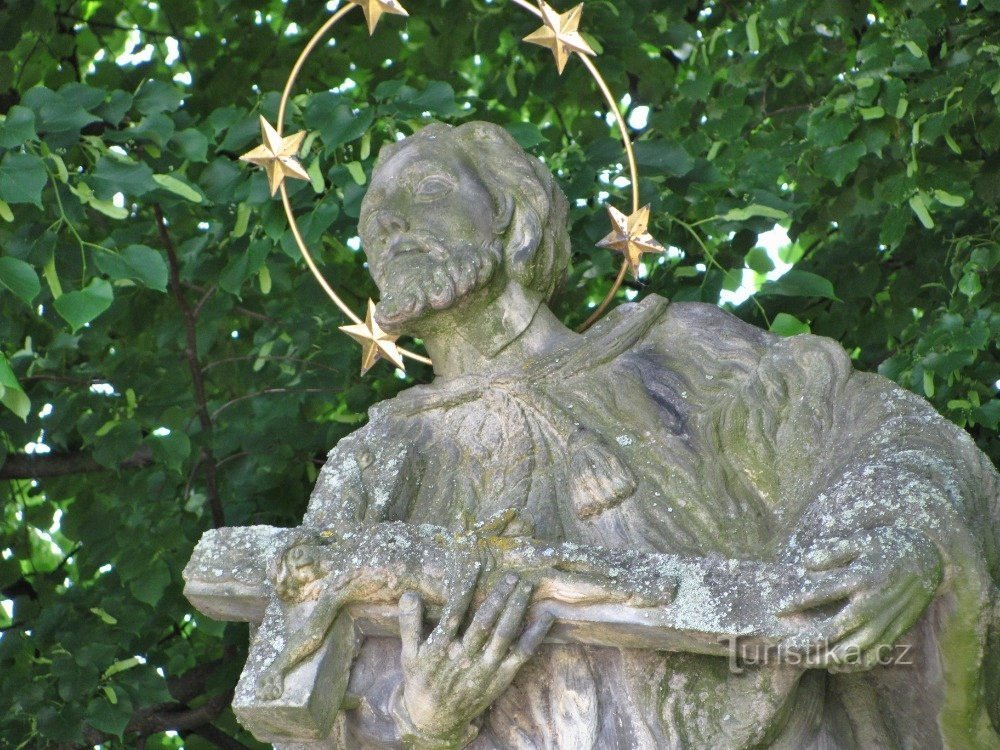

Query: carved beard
[375,234,503,330]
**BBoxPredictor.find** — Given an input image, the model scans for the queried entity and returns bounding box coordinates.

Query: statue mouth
[385,234,449,264]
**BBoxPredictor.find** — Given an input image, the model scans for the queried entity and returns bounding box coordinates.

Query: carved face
[275,543,323,602]
[359,138,504,330]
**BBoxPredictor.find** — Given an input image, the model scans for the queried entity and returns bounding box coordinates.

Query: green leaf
[103,657,141,679]
[149,430,191,471]
[746,13,760,53]
[0,151,47,206]
[219,239,269,295]
[745,247,775,274]
[89,157,158,200]
[95,245,169,292]
[44,255,62,298]
[933,189,965,207]
[879,205,910,248]
[0,352,30,421]
[54,278,114,331]
[0,200,12,222]
[90,607,118,625]
[21,86,100,133]
[233,203,251,238]
[85,695,133,737]
[721,204,788,222]
[958,272,982,298]
[346,161,367,186]
[307,157,325,193]
[972,400,1000,430]
[634,141,695,176]
[769,313,810,337]
[760,270,839,300]
[171,128,209,162]
[134,80,184,115]
[129,558,171,606]
[908,192,934,228]
[0,256,41,305]
[807,111,855,147]
[304,95,375,149]
[903,40,923,58]
[411,81,462,116]
[153,172,204,203]
[815,142,866,186]
[0,105,38,147]
[88,198,130,220]
[505,122,547,149]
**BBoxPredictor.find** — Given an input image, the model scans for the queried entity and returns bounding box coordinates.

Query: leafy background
[0,0,997,746]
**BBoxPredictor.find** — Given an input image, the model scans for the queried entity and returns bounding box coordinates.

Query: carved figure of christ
[183,520,821,743]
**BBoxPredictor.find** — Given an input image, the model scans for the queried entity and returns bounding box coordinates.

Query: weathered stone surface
[184,121,1000,749]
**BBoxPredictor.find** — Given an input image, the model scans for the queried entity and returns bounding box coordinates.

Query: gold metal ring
[271,0,643,368]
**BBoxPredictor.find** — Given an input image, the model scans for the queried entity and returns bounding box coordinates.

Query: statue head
[274,542,325,602]
[359,121,571,332]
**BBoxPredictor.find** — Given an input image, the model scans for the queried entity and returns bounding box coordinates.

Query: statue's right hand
[392,575,554,747]
[257,667,284,701]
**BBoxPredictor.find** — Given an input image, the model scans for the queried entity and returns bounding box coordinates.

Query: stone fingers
[432,569,480,646]
[462,574,520,655]
[830,580,919,664]
[495,610,556,687]
[803,538,863,571]
[483,581,534,664]
[399,591,425,666]
[825,579,923,672]
[821,575,919,646]
[777,571,865,615]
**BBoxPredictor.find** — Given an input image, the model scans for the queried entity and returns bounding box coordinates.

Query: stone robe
[302,296,999,749]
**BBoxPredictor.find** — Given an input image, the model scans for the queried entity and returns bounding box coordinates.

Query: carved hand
[779,526,942,671]
[392,574,554,748]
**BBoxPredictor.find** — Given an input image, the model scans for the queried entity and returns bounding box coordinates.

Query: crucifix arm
[256,587,345,701]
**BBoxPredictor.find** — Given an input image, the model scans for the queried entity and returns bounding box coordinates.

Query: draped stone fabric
[302,296,999,749]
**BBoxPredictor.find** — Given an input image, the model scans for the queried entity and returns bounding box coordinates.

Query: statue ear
[504,197,543,281]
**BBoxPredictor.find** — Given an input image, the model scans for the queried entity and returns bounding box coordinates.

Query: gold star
[349,0,409,35]
[239,116,310,197]
[597,205,666,279]
[523,1,597,75]
[339,300,405,375]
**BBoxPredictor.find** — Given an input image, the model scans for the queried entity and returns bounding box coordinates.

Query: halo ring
[273,0,644,368]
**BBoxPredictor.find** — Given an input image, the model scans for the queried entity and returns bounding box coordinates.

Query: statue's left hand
[779,526,942,672]
[391,574,555,748]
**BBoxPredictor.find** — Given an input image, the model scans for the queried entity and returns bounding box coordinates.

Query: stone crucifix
[185,121,999,749]
[184,515,822,745]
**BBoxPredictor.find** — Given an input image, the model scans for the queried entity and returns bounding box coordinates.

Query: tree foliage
[1,0,997,746]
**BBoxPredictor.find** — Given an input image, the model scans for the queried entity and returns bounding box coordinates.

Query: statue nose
[376,211,408,235]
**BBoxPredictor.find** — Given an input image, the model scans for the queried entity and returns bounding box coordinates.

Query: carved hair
[372,121,572,301]
[274,542,325,602]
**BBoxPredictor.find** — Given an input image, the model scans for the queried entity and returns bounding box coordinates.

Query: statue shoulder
[645,299,776,352]
[632,298,777,384]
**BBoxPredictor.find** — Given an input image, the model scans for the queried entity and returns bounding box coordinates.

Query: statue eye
[414,174,454,201]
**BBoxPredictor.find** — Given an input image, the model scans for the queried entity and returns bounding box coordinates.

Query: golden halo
[245,0,660,374]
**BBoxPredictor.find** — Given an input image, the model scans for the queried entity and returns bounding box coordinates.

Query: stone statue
[184,121,1000,749]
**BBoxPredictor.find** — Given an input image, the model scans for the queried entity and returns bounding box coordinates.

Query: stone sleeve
[301,432,371,532]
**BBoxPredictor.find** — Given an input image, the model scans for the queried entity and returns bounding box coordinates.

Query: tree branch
[0,447,152,480]
[72,689,235,748]
[154,204,225,528]
[181,282,276,324]
[189,724,254,750]
[54,11,180,38]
